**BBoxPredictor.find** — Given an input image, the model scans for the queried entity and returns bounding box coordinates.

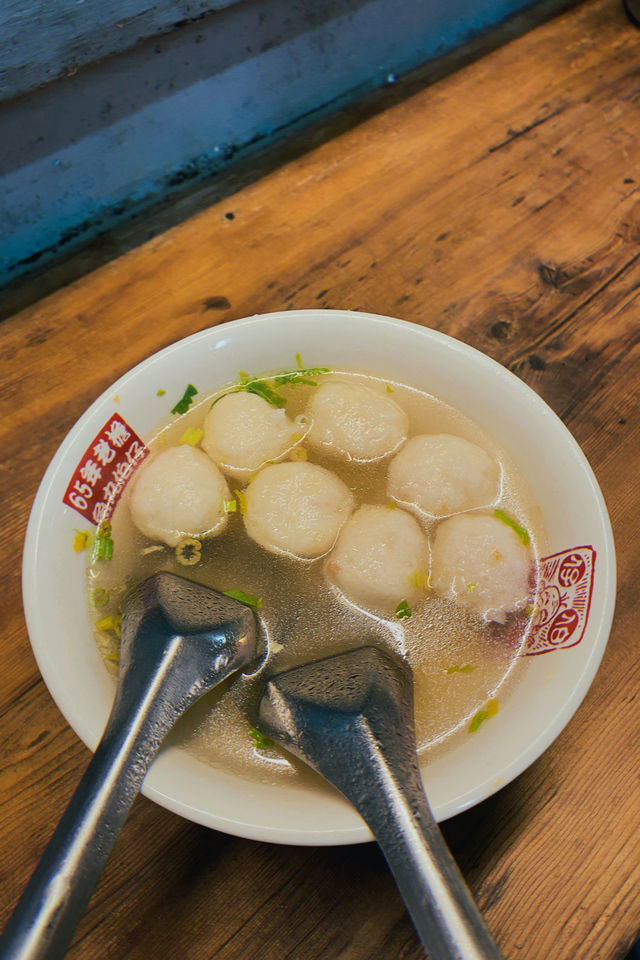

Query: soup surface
[87,368,544,790]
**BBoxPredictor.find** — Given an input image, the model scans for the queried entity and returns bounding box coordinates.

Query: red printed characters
[524,546,595,655]
[63,414,149,525]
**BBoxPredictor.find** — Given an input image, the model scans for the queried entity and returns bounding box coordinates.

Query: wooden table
[1,0,639,956]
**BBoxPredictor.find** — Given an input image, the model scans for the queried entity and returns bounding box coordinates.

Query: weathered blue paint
[0,0,543,287]
[0,0,242,100]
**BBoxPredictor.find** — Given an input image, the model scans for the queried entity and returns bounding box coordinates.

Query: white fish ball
[430,513,532,622]
[243,461,355,559]
[387,434,500,517]
[129,445,230,547]
[326,505,429,610]
[202,391,304,479]
[306,380,408,461]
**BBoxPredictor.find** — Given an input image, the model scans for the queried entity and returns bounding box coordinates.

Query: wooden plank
[0,0,570,287]
[1,0,639,957]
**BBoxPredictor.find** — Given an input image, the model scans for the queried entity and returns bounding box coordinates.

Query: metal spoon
[0,571,257,960]
[258,645,503,960]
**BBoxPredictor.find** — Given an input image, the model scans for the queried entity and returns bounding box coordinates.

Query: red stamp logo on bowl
[523,546,596,655]
[63,413,149,525]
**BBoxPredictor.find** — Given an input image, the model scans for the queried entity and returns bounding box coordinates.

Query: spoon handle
[350,754,503,960]
[0,643,186,960]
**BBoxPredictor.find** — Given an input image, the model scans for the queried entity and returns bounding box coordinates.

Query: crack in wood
[510,248,640,365]
[488,105,566,153]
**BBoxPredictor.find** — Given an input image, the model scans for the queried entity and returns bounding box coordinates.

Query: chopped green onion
[395,599,412,619]
[468,698,498,732]
[96,614,121,635]
[179,426,204,446]
[249,726,275,750]
[466,583,477,591]
[273,367,329,387]
[493,508,530,546]
[91,587,110,608]
[234,489,247,515]
[223,589,262,609]
[157,389,166,397]
[213,364,329,410]
[409,570,429,589]
[386,384,394,393]
[445,664,476,674]
[469,710,488,733]
[224,498,237,513]
[175,537,201,566]
[296,352,303,369]
[244,378,286,407]
[289,446,307,461]
[73,530,91,553]
[93,535,114,561]
[171,383,198,415]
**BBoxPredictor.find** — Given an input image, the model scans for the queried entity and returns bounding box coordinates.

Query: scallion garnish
[445,664,476,675]
[493,508,530,545]
[171,383,198,415]
[73,530,91,553]
[223,589,262,609]
[249,726,275,750]
[289,446,307,462]
[175,537,202,566]
[212,363,330,410]
[244,378,286,407]
[96,613,121,636]
[409,570,429,589]
[395,599,412,619]
[468,698,498,733]
[273,368,329,388]
[179,426,204,446]
[93,533,114,561]
[91,587,110,608]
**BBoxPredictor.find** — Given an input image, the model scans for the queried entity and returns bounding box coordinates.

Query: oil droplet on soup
[87,370,544,791]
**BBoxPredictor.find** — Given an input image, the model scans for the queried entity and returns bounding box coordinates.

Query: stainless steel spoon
[0,571,257,960]
[258,645,503,960]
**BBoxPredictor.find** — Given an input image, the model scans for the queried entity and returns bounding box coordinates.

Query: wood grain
[1,0,639,957]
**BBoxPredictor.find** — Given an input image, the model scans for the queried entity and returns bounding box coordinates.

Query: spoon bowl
[259,646,503,960]
[0,572,257,960]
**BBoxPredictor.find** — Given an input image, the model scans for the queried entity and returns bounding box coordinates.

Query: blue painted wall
[0,0,542,287]
[0,0,242,100]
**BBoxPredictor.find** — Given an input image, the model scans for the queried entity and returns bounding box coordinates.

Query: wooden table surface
[2,0,639,957]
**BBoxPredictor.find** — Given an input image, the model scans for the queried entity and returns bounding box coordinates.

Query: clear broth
[87,371,543,790]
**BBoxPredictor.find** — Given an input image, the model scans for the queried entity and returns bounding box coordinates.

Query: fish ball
[388,434,500,517]
[326,505,429,610]
[202,391,305,479]
[430,513,532,622]
[244,461,355,558]
[306,380,408,461]
[129,445,230,547]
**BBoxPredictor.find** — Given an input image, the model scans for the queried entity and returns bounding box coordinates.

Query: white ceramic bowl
[23,310,616,845]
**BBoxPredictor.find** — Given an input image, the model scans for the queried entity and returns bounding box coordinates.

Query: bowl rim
[22,309,617,845]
